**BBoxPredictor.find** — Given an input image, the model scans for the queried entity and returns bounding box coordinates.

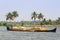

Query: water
[0,26,60,40]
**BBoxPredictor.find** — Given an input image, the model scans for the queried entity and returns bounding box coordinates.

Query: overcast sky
[0,0,60,22]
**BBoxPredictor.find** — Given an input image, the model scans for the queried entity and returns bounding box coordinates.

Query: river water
[0,26,60,40]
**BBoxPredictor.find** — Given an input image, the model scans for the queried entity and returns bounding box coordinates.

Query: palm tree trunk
[39,19,42,27]
[34,19,35,26]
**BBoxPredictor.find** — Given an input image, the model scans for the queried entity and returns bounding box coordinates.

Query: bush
[3,23,7,26]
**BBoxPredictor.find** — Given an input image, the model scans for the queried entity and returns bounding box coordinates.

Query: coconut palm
[6,12,13,21]
[6,12,13,25]
[42,18,46,25]
[6,11,19,26]
[12,11,18,18]
[38,13,44,25]
[31,11,37,25]
[12,11,19,26]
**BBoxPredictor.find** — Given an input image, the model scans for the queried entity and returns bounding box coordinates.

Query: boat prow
[34,28,57,32]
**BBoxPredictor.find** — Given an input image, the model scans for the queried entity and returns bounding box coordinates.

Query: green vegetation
[31,12,44,26]
[38,13,44,25]
[20,21,24,26]
[31,11,37,25]
[0,11,60,26]
[6,11,19,26]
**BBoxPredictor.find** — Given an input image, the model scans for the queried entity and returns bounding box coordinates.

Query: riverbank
[0,25,60,27]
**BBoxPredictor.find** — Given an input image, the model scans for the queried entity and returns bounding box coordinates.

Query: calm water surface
[0,26,60,40]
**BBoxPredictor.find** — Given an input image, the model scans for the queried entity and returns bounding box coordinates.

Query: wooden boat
[7,25,56,32]
[34,28,56,32]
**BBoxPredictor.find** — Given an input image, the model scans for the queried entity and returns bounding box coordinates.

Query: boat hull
[7,26,56,32]
[34,28,56,32]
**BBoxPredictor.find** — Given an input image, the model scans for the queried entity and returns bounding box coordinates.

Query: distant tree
[31,11,37,25]
[12,11,19,26]
[6,12,13,22]
[56,17,60,24]
[12,11,18,18]
[41,18,47,25]
[6,11,19,25]
[21,21,24,26]
[3,23,7,26]
[38,13,44,25]
[43,18,46,22]
[47,19,52,25]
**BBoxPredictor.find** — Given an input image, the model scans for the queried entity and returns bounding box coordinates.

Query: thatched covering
[11,26,48,31]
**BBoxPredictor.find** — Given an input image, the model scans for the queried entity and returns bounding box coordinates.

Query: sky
[0,0,60,22]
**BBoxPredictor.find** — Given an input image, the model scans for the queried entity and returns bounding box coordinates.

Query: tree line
[31,11,60,25]
[0,11,60,26]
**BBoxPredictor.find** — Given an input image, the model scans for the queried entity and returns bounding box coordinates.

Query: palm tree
[6,12,13,21]
[6,11,19,26]
[12,11,18,18]
[12,11,19,26]
[42,18,46,25]
[31,11,37,25]
[6,12,13,25]
[38,13,44,25]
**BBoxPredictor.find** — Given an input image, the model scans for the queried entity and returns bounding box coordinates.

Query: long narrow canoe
[7,26,56,32]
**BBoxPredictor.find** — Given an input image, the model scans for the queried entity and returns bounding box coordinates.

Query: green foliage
[12,11,19,18]
[6,12,13,20]
[31,11,37,25]
[6,11,19,26]
[0,23,3,26]
[0,11,57,27]
[38,13,44,25]
[41,18,46,25]
[38,13,44,20]
[31,11,37,20]
[40,18,53,25]
[21,21,24,26]
[56,17,60,24]
[6,11,19,21]
[47,19,52,25]
[3,23,7,26]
